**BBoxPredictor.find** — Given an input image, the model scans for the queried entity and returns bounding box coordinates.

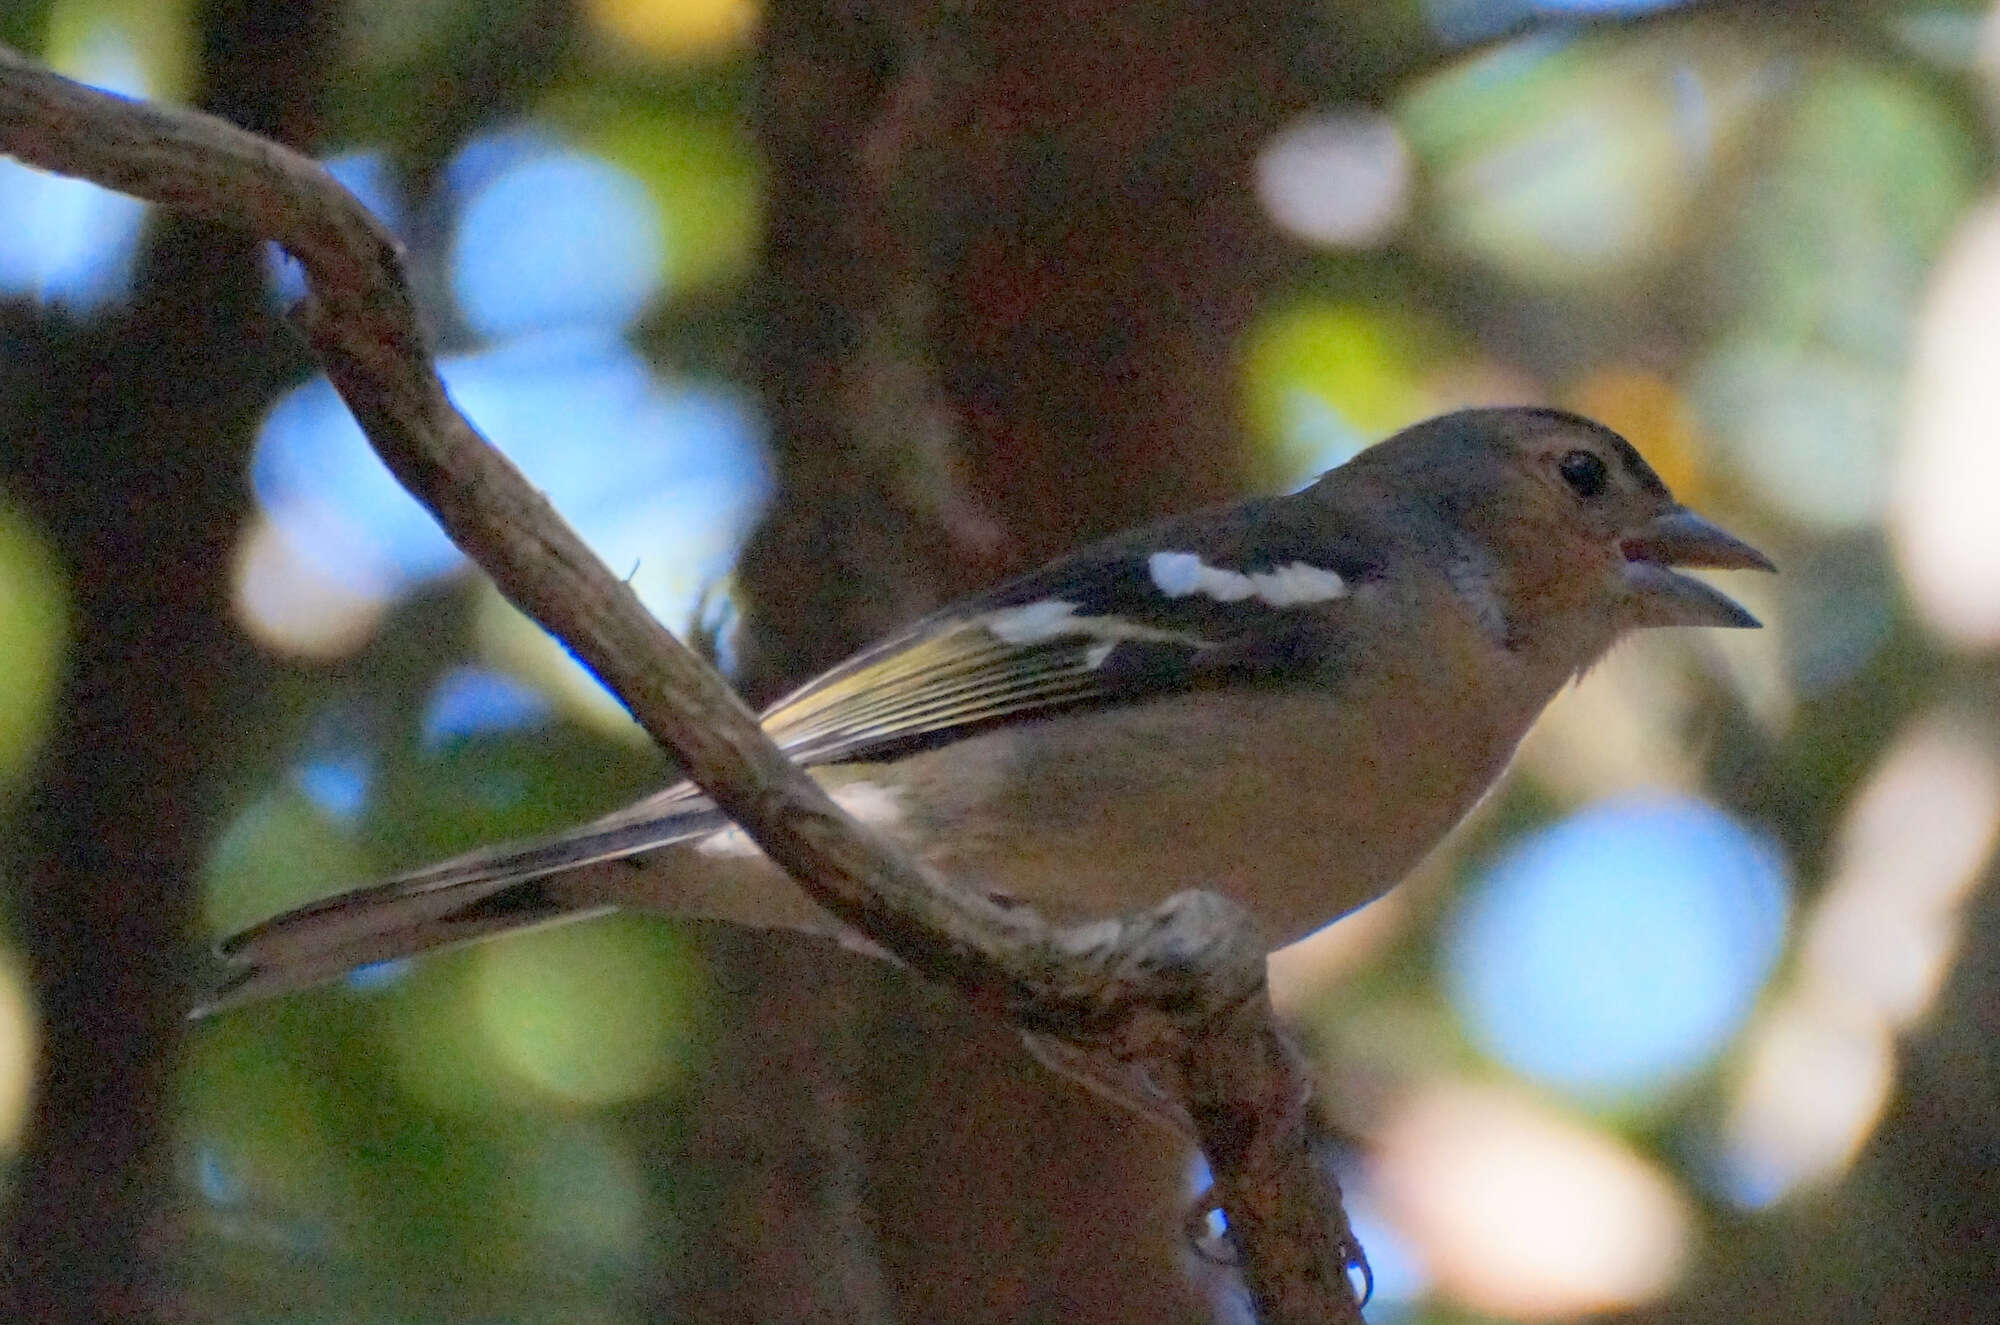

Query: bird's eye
[1558,450,1608,499]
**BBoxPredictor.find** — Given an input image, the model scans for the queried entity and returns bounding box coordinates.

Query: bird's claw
[1181,1183,1374,1307]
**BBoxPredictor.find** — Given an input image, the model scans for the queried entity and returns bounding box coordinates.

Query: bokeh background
[1,0,1998,1321]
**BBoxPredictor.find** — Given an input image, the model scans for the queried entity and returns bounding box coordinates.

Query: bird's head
[1338,406,1774,651]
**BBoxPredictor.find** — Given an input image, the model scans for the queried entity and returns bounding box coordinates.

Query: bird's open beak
[1619,508,1775,630]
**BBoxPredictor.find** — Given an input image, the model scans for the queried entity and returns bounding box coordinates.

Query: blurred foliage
[45,0,194,96]
[1,0,1997,1321]
[548,88,762,293]
[0,502,65,796]
[1241,300,1453,486]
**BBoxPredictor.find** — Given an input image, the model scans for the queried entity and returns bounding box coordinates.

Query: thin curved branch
[0,44,1363,1324]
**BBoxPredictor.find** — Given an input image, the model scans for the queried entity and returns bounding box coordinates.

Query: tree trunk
[0,5,336,1318]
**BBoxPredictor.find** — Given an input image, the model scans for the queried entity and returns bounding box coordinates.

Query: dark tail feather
[197,802,729,1016]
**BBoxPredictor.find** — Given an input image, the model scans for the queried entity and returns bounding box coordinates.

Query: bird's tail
[199,795,730,1015]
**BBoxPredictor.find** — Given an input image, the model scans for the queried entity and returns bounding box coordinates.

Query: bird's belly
[889,684,1525,948]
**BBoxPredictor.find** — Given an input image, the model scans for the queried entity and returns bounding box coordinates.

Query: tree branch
[0,45,1363,1324]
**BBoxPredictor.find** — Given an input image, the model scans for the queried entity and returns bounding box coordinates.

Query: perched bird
[206,407,1772,1013]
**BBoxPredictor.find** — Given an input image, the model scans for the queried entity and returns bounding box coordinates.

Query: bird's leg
[1018,1025,1370,1300]
[1017,1030,1196,1140]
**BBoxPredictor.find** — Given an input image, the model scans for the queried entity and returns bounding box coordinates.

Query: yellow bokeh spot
[46,0,195,100]
[473,916,696,1107]
[0,505,68,792]
[1567,367,1706,501]
[586,0,757,61]
[1896,198,2000,645]
[558,106,763,293]
[1241,301,1440,488]
[0,945,36,1149]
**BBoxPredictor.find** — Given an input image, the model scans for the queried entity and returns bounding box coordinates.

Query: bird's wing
[760,496,1382,765]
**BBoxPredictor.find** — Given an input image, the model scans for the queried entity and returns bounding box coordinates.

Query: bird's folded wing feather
[760,496,1381,764]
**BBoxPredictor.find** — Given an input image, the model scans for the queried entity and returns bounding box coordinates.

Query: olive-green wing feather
[763,607,1210,763]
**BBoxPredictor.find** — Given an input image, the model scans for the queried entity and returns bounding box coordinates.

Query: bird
[203,406,1773,1014]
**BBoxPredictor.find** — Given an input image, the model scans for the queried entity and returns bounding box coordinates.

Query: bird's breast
[884,666,1535,948]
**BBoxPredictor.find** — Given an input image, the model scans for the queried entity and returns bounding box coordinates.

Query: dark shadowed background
[0,0,1996,1322]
